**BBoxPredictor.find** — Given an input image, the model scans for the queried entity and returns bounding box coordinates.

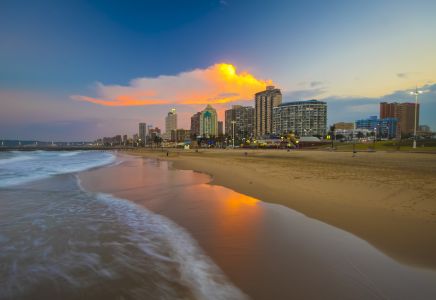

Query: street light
[409,86,423,149]
[231,120,236,148]
[374,127,377,146]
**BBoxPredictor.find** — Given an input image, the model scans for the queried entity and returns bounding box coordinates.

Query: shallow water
[0,151,246,300]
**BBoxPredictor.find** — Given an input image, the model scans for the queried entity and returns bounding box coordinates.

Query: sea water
[0,151,246,300]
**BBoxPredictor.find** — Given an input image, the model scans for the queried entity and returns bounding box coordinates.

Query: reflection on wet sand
[79,155,436,300]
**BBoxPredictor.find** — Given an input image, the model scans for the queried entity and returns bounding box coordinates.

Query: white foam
[58,151,82,157]
[96,193,249,300]
[0,155,34,165]
[0,151,116,187]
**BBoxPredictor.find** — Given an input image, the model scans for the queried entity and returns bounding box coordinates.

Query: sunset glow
[71,63,273,107]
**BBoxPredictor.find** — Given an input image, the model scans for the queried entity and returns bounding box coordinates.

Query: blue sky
[1,0,435,140]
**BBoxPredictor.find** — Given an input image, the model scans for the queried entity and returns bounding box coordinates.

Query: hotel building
[225,105,255,139]
[273,100,327,136]
[190,112,201,138]
[199,104,218,137]
[164,108,177,139]
[380,102,419,137]
[255,86,282,137]
[138,122,147,144]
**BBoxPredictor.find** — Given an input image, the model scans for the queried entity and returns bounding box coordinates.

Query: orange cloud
[71,63,273,106]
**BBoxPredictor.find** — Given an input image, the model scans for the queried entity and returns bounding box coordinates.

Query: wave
[0,155,34,165]
[58,151,83,157]
[95,193,249,300]
[0,177,248,299]
[0,151,116,187]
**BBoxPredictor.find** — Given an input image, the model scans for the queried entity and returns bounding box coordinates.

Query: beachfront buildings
[199,104,218,137]
[218,121,224,136]
[171,129,191,142]
[355,116,398,139]
[380,102,419,137]
[225,105,255,139]
[138,122,147,144]
[255,86,282,137]
[148,127,161,141]
[190,112,201,138]
[164,108,177,140]
[273,100,327,137]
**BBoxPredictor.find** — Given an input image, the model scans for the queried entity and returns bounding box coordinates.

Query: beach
[125,149,436,270]
[2,150,436,299]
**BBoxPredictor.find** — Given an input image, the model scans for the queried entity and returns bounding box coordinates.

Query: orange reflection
[198,185,264,248]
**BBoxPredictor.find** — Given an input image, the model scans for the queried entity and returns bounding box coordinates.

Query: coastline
[124,148,436,270]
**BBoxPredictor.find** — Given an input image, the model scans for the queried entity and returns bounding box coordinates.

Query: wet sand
[125,149,436,270]
[79,154,436,299]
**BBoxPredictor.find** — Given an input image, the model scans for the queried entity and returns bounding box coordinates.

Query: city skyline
[1,0,436,140]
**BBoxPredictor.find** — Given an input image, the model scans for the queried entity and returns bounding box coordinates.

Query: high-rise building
[139,123,147,144]
[148,127,161,142]
[200,104,218,137]
[218,121,224,136]
[225,105,255,139]
[190,112,201,137]
[380,102,419,136]
[164,108,177,139]
[273,100,327,136]
[255,86,282,137]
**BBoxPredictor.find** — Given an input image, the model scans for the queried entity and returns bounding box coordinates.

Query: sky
[1,0,435,141]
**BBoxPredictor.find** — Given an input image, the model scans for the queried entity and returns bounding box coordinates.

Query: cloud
[346,103,379,113]
[310,81,324,87]
[397,73,408,79]
[396,72,424,80]
[72,63,272,107]
[283,87,327,100]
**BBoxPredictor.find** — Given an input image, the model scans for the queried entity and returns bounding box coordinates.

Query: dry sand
[125,148,436,269]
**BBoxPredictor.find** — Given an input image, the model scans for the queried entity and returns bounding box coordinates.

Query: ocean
[0,151,246,300]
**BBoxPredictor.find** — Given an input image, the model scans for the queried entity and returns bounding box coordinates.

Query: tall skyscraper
[273,100,327,136]
[255,86,282,137]
[165,108,177,139]
[199,104,218,137]
[380,102,419,136]
[138,123,147,144]
[218,121,224,136]
[225,105,255,139]
[190,112,201,137]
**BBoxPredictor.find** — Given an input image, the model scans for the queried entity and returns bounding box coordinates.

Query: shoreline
[123,148,436,270]
[77,153,436,298]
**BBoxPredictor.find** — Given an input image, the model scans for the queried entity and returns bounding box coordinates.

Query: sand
[125,148,436,270]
